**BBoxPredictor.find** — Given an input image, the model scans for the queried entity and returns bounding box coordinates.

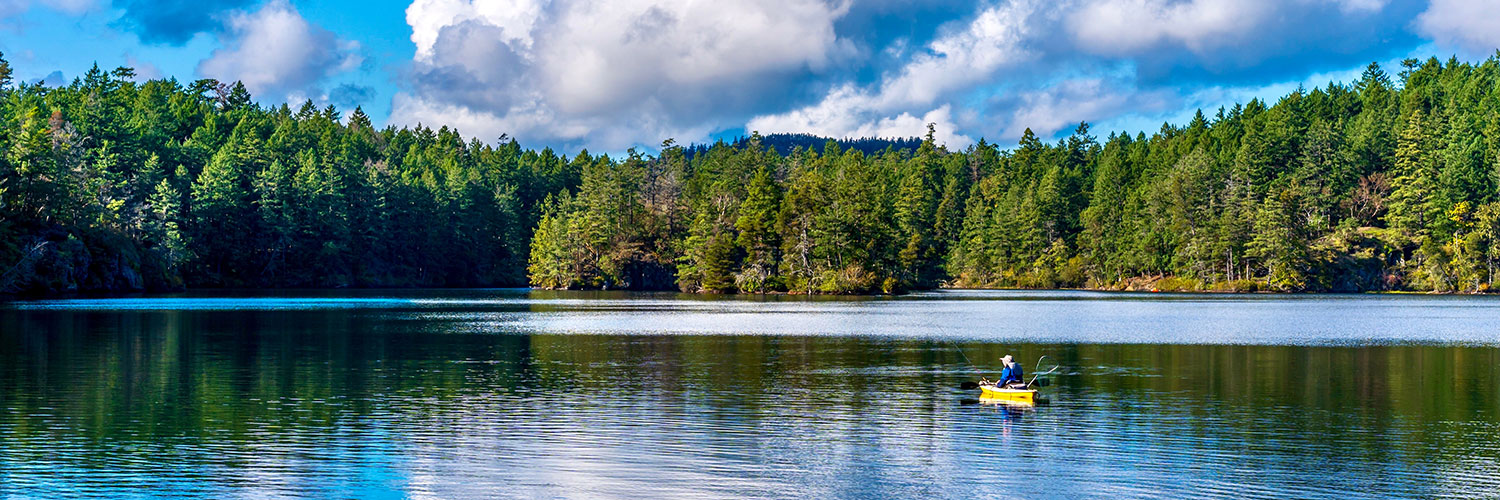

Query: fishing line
[948,339,987,389]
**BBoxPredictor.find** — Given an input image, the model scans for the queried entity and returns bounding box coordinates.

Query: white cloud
[406,0,544,59]
[746,0,1036,149]
[392,0,852,150]
[1070,0,1389,56]
[999,79,1174,139]
[746,84,877,139]
[536,0,848,114]
[746,86,974,147]
[391,92,715,150]
[876,0,1036,109]
[1414,0,1500,55]
[391,0,1413,151]
[1068,0,1270,55]
[125,55,162,81]
[197,0,362,102]
[751,0,1401,149]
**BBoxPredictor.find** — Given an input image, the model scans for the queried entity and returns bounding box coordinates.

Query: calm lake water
[2,289,1499,499]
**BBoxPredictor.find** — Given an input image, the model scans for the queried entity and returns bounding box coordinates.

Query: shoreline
[5,283,1497,302]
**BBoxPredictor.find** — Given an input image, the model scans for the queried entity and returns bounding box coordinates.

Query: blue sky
[2,0,1497,152]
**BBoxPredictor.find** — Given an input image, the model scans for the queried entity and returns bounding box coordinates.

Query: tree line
[0,57,580,293]
[5,53,1500,295]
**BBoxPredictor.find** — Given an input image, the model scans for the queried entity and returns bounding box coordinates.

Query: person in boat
[998,355,1025,388]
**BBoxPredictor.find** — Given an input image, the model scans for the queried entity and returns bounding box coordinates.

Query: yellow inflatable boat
[977,382,1037,403]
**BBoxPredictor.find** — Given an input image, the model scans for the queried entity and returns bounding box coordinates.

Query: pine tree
[1246,190,1307,290]
[254,158,295,283]
[190,125,262,284]
[1387,110,1440,235]
[225,81,253,111]
[0,51,12,90]
[144,172,190,277]
[528,195,576,289]
[778,166,827,293]
[348,106,372,130]
[1081,143,1131,281]
[894,155,937,287]
[735,167,780,292]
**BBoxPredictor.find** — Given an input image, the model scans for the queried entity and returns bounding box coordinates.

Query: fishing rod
[1027,355,1060,388]
[955,351,1060,390]
[949,340,987,390]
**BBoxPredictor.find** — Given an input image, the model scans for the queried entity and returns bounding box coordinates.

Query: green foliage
[1153,276,1202,292]
[0,69,567,294]
[1247,191,1308,291]
[734,166,780,292]
[9,55,1500,295]
[0,51,12,90]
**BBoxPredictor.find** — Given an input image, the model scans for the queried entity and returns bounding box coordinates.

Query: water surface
[2,289,1498,499]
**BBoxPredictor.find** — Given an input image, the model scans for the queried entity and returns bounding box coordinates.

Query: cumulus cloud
[753,0,1408,148]
[407,0,544,59]
[1068,0,1267,55]
[1070,0,1390,56]
[197,0,362,103]
[878,0,1037,108]
[1415,0,1500,55]
[410,19,528,112]
[748,93,974,147]
[535,0,847,115]
[112,0,256,45]
[993,78,1175,139]
[749,0,1037,147]
[392,0,1417,151]
[392,90,720,149]
[391,0,852,150]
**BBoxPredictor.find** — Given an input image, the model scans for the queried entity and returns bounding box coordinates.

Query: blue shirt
[1000,363,1024,385]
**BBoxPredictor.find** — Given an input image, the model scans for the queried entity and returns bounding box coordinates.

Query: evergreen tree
[735,166,780,292]
[225,82,253,111]
[0,51,12,90]
[144,171,190,279]
[1388,110,1441,235]
[9,54,1500,295]
[1247,190,1308,290]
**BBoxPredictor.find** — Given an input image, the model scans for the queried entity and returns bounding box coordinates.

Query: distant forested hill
[686,134,922,159]
[5,54,1500,296]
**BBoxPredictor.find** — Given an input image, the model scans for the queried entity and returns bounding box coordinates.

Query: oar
[959,381,980,390]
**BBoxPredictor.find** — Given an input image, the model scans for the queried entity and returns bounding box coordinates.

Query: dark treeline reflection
[2,310,1498,434]
[2,303,1499,499]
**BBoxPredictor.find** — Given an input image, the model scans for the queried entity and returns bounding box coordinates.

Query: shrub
[1153,276,1201,292]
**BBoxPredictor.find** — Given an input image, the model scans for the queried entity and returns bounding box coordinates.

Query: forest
[4,52,1500,295]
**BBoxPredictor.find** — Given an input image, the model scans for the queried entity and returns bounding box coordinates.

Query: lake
[2,289,1498,499]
